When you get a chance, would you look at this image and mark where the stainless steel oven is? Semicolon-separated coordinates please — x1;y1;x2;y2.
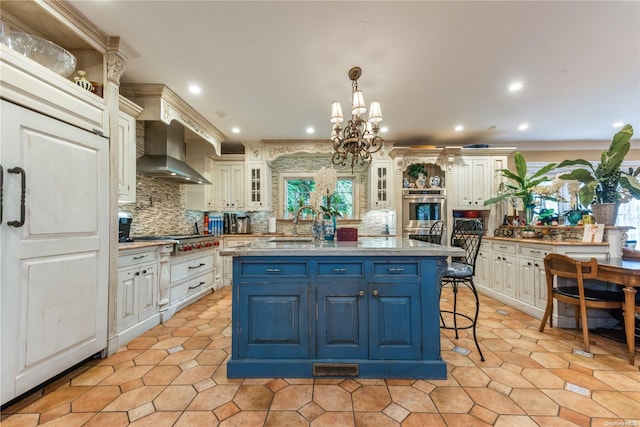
402;189;446;238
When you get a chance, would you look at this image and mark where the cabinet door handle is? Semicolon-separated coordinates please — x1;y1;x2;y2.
7;167;26;227
189;281;205;290
332;268;348;273
499;246;507;250
535;263;540;268
358;290;365;297
266;268;282;273
530;250;541;254
387;268;404;273
372;290;379;296
133;255;147;260
188;263;206;270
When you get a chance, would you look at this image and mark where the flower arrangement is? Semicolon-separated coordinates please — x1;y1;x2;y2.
309;166;339;215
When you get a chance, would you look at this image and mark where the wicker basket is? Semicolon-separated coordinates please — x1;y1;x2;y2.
591;203;619;226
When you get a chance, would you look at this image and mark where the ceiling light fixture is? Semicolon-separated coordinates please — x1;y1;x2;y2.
454;125;464;132
306;127;315;134
330;66;383;172
612;122;624;128
231;127;240;134
509;82;523;92
518;123;529;131
189;84;201;94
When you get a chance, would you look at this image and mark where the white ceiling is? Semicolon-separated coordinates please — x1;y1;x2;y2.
68;1;640;151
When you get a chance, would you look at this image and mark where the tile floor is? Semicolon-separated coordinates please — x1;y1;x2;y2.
2;286;640;427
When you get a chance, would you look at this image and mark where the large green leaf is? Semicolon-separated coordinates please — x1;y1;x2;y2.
578;181;599;207
514;152;527;179
531;162;558;179
559;169;596;184
604;124;632;174
620;174;640;199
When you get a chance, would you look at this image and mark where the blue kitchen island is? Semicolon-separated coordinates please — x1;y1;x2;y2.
221;237;464;379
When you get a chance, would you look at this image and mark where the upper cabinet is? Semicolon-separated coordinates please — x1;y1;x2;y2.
370;157;395;210
450;149;511;210
215;160;245;211
118;96;143;203
245;145;271;211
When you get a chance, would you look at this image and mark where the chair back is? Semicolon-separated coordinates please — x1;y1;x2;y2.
450;219;483;274
428;220;444;244
544;253;598;282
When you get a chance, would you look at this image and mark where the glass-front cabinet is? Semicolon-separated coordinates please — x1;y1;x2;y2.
370;159;395;210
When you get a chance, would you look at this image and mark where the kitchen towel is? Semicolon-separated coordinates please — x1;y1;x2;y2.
268;217;277;233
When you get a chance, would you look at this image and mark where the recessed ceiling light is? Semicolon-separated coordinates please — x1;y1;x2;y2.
188;84;201;94
380;126;388;133
231;127;240;134
454;125;464;132
612;122;625;128
509;82;524;92
306;127;315;134
518;123;529;131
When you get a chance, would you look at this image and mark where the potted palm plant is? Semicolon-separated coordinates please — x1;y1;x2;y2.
556;124;640;225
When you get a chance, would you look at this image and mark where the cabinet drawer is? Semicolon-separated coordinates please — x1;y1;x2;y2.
238;260;308;278
519;245;553;259
224;239;251;249
372;261;420;279
317;261;365;278
170;271;215;304
171;254;215;283
491;242;517;254
118;249;158;268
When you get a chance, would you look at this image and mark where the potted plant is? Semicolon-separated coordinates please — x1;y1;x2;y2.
556;124;640;225
484;152;558;223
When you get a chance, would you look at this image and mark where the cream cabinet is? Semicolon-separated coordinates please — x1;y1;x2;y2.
516;244;553;308
490;241;517;297
474;242;491;288
455;157;490;209
370;159;395;210
221;237;255;286
215;161;245;210
117;97;143;204
169;250;215;312
1;99;109;405
115;248;160;348
246;161;271;211
185;156;215;210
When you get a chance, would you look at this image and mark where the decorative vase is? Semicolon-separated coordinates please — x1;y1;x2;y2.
591;203;619;226
324;214;336;241
567;211;583;226
525;205;535;225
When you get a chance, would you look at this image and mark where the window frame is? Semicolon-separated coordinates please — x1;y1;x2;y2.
278;171;360;219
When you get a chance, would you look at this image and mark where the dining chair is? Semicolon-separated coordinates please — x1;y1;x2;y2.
440;218;485;361
428;220;444;244
538;253;624;353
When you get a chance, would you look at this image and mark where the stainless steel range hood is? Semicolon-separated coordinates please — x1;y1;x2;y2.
137;120;211;185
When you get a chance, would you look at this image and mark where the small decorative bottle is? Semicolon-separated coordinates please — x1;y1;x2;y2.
74;70;94;92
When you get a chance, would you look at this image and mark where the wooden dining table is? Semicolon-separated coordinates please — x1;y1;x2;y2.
595;258;640;365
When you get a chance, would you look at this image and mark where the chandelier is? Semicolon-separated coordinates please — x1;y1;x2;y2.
330;66;384;172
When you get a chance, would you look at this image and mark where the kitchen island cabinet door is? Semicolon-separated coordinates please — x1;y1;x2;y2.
1;100;109;405
317;282;368;359
235;282;310;359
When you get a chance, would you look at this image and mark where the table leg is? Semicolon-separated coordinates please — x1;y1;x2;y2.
623;286;637;365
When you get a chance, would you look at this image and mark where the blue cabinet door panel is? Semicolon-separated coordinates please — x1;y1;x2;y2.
317;283;367;358
369;283;421;359
238;283;309;358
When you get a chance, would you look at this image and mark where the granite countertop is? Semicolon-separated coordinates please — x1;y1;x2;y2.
220;236;465;257
118;240;177;251
484;236;609;246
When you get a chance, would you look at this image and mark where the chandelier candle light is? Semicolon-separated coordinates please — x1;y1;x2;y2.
330;66;384;172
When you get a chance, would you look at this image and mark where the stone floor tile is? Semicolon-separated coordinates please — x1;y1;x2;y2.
173;410;219;426
102;386;164;412
542;389;617;418
509;388;560;415
591;390;640;418
153;385;197;411
382;402;410;423
464;387;525;415
70;385;121;412
127;401;155;422
98;365;152;386
142;365;181;385
38;403;70;424
180;336;212;349
0;414;40;427
451;366;491;387
469;404;498;425
557;406;591;427
232;384;273;410
70;365;114;386
213;401;240;421
218;410;267;427
353;411;399;426
530;415;583;426
352;385;391;411
401;413;446;427
549;368;614;391
429;386;472;413
96;349;143;366
172;365;217;385
196;349;228;365
158;349;202;366
593;370;640;391
187;384;239;410
270;384;313;410
127;411;181;426
265;410;310;427
83;412;130;427
494;415;538;426
312;385;353;411
387;385;437;412
440;413;493;426
266;378;290;393
120;378;145;393
481;367;535;388
310;411;354;427
339;379;362;393
132;350;169;366
17;386;90;413
125;336;159;350
298;400;325;421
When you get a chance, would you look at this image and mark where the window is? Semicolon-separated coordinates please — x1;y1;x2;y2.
280;172;358;219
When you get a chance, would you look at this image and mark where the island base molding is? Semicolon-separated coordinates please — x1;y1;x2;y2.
227;359;446;379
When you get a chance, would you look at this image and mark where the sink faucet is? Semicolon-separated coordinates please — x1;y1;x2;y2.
293;205;321;238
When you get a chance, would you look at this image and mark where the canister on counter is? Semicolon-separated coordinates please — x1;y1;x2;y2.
582;214;594;224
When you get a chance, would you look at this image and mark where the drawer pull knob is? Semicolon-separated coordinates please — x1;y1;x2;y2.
266;268;282;273
188;263;206;270
332;268;348;273
358;290;365;297
387;268;404;273
372;290;379;296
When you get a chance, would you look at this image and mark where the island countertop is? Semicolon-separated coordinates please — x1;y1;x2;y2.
220;236;465;257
